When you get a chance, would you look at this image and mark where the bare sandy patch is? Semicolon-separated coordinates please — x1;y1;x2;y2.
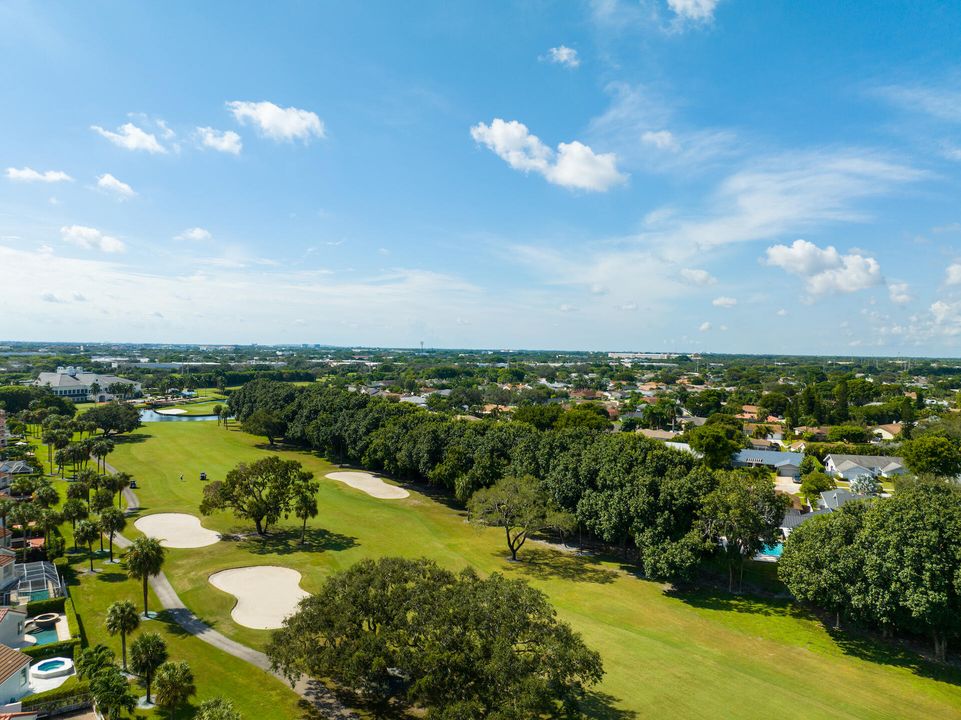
154;408;187;415
326;471;410;499
209;566;309;629
134;513;220;548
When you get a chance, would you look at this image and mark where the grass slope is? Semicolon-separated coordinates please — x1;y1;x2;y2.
108;422;961;720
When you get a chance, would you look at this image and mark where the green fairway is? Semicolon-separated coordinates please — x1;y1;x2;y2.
108;422;961;720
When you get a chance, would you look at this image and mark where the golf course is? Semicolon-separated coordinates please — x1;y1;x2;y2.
53;419;959;719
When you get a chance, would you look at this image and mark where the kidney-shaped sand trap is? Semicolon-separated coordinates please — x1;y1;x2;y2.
209;566;310;629
326;471;410;499
134;513;221;548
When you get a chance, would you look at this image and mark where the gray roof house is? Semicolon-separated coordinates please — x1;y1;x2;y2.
824;454;906;480
733;449;804;480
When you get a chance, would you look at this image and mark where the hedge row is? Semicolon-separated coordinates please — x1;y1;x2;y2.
22;638;80;661
26;596;66;617
20;678;90;710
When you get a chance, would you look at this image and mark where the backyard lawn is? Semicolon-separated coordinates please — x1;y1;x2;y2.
101;421;961;720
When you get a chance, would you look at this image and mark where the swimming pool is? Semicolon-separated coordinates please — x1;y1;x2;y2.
31;629;58;645
758;543;784;558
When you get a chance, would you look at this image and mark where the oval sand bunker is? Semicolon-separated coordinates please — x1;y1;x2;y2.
209;566;309;629
134;513;221;548
326;471;410;499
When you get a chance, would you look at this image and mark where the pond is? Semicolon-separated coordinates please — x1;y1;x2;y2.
139;409;219;422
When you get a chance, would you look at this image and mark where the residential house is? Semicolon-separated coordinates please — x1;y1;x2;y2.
34;367;141;402
819;488;862;511
732;449;804;481
871;423;903;441
0;644;30;705
637;428;680;441
0;610;26;650
823;454;906;481
0;464;33;493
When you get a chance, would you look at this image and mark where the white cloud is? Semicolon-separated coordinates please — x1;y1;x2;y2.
197;127;242;154
545;45;580;68
471;118;626;192
174;227;212;242
873;84;961;123
764;239;882;296
947;263;961;285
227;101;325;142
777;308;788;316
96;173;136;198
712;296;737;307
667;0;720;21
91;123;166;153
699;321;711;331
680;268;716;285
619;302;638;311
641;130;679;151
6;167;72;183
888;281;912;304
558;303;578;312
60;225;125;253
41;292;65;303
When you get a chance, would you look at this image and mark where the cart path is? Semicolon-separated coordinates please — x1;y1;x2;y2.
104;472;357;718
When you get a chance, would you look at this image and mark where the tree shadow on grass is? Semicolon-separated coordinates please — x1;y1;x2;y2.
94;569;128;583
498;547;618;585
829;627;961;685
579;690;638;719
665;586;816;621
234;527;359;556
112;432;152;445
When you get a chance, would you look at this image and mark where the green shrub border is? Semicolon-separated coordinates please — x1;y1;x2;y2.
20;678;90;710
25;596;66;617
21;638;80;661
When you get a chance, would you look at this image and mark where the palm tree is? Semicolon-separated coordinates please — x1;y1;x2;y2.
109;473;132;509
90;665;137;720
212;404;224;427
100;507;126;562
0;498;14;537
105;600;140;671
75;519;101;572
61;499;89;544
32;483;59;510
91;438;115;474
130;632;167;704
36;508;62;548
41;429;56;472
154;661;195;718
125;536;166;617
197;697;241;720
9;502;37;563
76;643;116;680
292;481;319;545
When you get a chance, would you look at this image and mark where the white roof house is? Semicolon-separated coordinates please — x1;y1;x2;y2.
824;454;906;481
34;367;141;402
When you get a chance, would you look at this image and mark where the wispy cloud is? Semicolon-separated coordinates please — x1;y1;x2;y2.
227;101;325;142
543;45;580;68
196;126;242;154
96;173;136;198
91;122;167;153
6;167;72;183
60;225;125;253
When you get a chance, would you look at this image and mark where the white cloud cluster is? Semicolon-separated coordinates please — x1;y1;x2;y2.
712;296;736;307
888;281;911;304
6;167;73;183
641;130;679;151
175;227;212;241
946;263;961;285
545;45;580;68
96;173;136;198
680;268;716;285
91;123;167;153
764;239;882;296
227;101;325;142
667;0;720;21
197;127;242;154
470;118;627;192
60;225;125;253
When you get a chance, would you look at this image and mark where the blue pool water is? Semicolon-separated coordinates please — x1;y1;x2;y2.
37;659;66;671
759;543;784;558
31;629;58;645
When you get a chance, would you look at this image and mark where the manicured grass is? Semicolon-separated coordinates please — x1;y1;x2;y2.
105;422;961;720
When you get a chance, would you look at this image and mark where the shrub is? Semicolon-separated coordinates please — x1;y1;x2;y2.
21;678;90;710
22;638;80;661
26;596;66;617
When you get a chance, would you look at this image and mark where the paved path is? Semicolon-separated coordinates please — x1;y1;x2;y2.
105;475;357;718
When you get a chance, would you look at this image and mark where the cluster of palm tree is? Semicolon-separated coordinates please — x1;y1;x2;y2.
61;470;133;568
0;477;64;562
79;621;202;718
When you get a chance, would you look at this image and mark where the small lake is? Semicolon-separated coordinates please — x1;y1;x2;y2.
139;409;220;422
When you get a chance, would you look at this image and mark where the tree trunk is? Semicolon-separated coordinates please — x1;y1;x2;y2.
934;631;947;663
143;577;149;616
88;543;94;572
301;517;307;545
109;535;114;562
835;610;840;630
255;518;264;535
121;634;127;671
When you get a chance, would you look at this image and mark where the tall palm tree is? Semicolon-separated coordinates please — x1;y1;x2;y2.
99;507;126;562
105;600;140;671
125;536;166;617
130;632;167;704
75;519;101;572
32;484;59;510
36;509;62;548
76;643;116;680
8;502;37;563
109;473;132;509
90;665;137;720
154;661;195;718
61;499;89;545
0;497;15;537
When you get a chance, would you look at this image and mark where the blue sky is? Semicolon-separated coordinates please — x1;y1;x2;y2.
2;1;961;354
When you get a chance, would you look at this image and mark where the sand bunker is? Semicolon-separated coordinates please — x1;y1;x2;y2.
134;513;221;548
326;471;410;499
209;566;309;629
154;408;187;415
